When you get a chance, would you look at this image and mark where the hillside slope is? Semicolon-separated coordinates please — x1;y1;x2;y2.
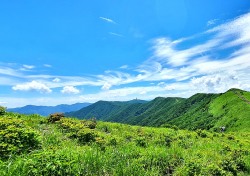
67;89;250;132
1;112;249;175
66;99;148;120
209;88;250;132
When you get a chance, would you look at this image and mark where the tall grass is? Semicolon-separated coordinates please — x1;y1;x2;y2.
0;113;249;175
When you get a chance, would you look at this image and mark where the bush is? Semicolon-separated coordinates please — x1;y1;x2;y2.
109;138;117;146
161;123;179;130
24;151;76;176
69;128;97;144
165;135;173;147
183;161;202;175
0;106;6;116
82;118;97;129
196;129;208;138
206;164;227;175
0;117;41;159
227;135;235;140
135;137;147;147
48;113;64;123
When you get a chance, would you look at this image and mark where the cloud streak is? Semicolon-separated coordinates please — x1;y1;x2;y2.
99;17;116;24
109;32;123;37
207;19;218;26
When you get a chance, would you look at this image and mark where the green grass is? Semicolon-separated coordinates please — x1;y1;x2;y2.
209;90;250;132
1;112;250;175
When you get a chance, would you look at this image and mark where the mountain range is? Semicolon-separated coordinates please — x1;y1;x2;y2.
8;103;91;116
66;88;250;132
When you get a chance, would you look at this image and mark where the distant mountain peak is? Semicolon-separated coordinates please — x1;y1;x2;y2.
8;103;91;116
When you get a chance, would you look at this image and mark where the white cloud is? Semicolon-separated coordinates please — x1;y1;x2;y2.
0;66;23;77
101;82;112;90
61;86;80;94
78;84;193;103
99;17;116;24
191;72;246;93
152;38;183;66
12;81;52;93
109;32;123;37
23;64;35;69
157;82;165;86
44;64;52;68
152;37;220;67
137;12;250;85
120;65;129;69
207;19;218;26
53;78;61;82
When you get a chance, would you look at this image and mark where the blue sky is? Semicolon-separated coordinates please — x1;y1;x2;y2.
1;0;250;108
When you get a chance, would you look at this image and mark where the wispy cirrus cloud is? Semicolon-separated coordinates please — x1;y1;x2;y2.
20;64;36;71
99;17;116;24
44;64;52;68
137;12;250;87
0;66;24;78
207;19;218;26
109;32;123;37
22;64;35;69
120;65;129;69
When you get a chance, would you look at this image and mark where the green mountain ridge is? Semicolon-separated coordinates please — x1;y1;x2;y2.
66;88;250;132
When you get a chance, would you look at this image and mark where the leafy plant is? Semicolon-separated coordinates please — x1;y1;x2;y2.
0;116;41;159
48;113;64;123
0;106;6;116
24;151;77;176
135;137;147;147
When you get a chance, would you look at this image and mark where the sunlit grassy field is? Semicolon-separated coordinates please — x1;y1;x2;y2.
0;112;250;175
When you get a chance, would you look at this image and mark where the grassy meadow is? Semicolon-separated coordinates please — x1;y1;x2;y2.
0;110;250;175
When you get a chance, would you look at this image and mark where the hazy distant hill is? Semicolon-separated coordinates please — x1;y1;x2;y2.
8;103;91;116
66;89;250;132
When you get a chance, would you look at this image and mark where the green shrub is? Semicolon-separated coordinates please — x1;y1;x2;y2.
0;117;41;159
135;137;147;147
165;135;173;147
183;161;202;175
227;135;235;140
82;118;97;129
24;151;76;176
196;129;208;138
48;113;64;123
161;123;179;130
58;118;79;132
109;138;117;146
206;164;227;175
95;136;106;151
69;128;97;144
0;106;6;116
